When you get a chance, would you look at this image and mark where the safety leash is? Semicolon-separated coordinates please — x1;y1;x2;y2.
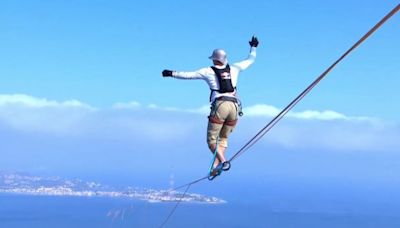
207;138;220;180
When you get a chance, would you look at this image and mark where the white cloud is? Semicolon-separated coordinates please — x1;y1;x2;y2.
242;104;375;122
111;102;370;122
0;94;95;134
112;101;141;109
0;95;200;141
151;104;210;115
244;104;281;117
288;110;347;120
0;94;397;152
187;105;210;115
113;101;210;115
0;94;94;110
261;119;400;152
99;103;399;152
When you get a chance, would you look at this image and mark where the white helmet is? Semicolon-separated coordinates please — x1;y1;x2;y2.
208;49;227;64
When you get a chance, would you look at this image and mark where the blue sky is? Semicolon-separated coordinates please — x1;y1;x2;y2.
0;1;400;191
0;0;399;119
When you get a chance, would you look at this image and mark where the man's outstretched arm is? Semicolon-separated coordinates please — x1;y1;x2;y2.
161;68;209;80
233;36;259;71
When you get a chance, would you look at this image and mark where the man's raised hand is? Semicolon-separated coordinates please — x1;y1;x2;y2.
249;36;259;47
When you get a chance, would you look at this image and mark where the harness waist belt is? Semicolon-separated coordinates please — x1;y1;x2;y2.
216;96;237;103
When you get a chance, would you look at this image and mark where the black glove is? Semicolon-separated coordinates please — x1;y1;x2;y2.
249;36;259;47
162;69;173;77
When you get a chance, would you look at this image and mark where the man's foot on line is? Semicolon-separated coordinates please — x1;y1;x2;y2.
212;161;231;174
208;162;231;180
214;162;224;171
209;167;221;177
208;168;222;180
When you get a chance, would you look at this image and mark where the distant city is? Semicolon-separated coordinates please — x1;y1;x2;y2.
0;171;225;204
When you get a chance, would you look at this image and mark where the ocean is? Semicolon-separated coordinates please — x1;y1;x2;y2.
1;192;400;228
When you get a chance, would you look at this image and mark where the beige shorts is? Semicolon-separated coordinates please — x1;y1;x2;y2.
207;100;238;148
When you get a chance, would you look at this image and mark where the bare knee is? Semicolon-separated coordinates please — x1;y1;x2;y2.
219;138;228;148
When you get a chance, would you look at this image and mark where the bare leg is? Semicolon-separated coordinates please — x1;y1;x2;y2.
210;144;226;168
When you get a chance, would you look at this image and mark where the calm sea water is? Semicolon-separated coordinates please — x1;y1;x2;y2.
1;193;400;228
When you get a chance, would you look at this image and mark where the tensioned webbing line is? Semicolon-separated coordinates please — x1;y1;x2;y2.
228;3;400;163
158;184;191;228
159;4;400;227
